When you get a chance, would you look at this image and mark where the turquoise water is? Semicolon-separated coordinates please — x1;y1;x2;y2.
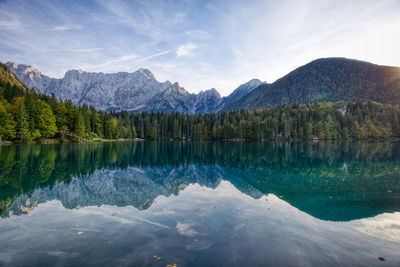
0;141;399;266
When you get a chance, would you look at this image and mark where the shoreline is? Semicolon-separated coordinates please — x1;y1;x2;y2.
1;137;399;145
0;138;145;145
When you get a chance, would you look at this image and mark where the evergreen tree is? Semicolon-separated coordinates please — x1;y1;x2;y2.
0;101;16;140
11;97;31;141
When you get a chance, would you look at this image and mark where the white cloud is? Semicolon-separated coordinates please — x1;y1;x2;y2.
51;24;83;31
176;43;199;58
176;222;199;237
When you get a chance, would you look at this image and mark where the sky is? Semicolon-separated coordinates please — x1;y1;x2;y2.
0;0;400;96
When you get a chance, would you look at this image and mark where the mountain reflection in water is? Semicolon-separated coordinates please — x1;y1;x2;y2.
1;141;400;266
1;141;399;221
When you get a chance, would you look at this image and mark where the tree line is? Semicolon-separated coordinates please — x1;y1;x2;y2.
130;101;400;140
1;69;400;142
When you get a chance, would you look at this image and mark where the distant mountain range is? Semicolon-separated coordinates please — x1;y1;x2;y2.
7;57;400;113
6;62;263;114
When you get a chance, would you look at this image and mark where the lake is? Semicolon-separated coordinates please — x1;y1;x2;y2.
0;141;399;266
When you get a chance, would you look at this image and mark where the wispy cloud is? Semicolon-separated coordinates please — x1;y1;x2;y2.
80;54;137;70
176;43;199;58
136;50;172;63
51;24;83;31
72;48;103;53
184;30;212;40
79;50;171;72
96;0;187;40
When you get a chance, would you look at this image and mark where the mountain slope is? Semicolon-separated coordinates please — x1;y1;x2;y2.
219;79;264;107
142;80;263;114
0;63;29;91
139;84;223;114
225;58;400;111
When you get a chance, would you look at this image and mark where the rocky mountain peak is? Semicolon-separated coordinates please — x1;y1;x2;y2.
64;69;87;76
199;88;221;99
6;61;19;70
7;62;41;76
167;82;188;95
6;62;55;94
247;78;264;86
234;79;264;94
137;68;156;80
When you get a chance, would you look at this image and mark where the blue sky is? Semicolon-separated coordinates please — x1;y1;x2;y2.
1;0;400;96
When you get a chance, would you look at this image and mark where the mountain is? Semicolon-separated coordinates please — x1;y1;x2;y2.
224;58;400;111
218;79;264;108
7;62;173;111
138;83;223;114
141;79;264;114
6;62;261;114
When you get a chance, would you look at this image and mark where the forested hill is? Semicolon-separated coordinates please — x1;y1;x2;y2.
1;61;400;142
0;63;29;95
224;58;400;111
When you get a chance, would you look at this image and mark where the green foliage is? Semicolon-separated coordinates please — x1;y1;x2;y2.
11;97;31;142
36;100;57;138
121;102;400;141
0;101;16;140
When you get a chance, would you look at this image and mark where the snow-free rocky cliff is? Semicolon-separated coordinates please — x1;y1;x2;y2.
7;62;264;114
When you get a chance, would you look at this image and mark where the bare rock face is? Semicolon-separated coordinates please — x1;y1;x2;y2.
7;62;262;114
141;84;224;114
6;62;58;94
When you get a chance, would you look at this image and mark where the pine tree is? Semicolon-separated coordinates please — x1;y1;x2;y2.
11;97;31;141
0;101;16;140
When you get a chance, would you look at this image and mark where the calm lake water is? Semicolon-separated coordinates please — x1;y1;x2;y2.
0;141;400;266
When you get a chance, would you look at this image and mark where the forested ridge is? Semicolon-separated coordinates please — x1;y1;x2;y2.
224;58;400;111
1;62;400;142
